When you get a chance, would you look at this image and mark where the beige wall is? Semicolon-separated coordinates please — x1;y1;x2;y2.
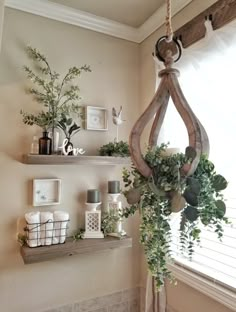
140;1;234;312
0;1;234;312
166;281;233;312
0;8;141;312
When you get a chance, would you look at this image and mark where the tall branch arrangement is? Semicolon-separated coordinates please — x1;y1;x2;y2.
122;144;228;290
21;46;91;131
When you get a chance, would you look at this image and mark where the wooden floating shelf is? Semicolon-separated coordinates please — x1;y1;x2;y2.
23;154;131;165
20;236;132;264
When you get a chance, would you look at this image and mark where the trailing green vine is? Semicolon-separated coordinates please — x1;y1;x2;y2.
122;143;228;290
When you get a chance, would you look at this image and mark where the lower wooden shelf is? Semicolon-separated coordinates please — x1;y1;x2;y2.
20;236;132;264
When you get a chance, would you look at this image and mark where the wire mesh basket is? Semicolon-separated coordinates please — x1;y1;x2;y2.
24;219;70;248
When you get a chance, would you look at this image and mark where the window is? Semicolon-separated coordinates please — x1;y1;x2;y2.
156;19;236;304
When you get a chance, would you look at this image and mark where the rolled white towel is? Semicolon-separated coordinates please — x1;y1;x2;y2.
40;211;54;246
25;211;41;247
53;211;69;244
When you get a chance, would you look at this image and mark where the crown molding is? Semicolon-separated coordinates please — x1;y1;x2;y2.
5;0;193;43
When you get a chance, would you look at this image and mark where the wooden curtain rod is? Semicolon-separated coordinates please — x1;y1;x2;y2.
173;0;236;49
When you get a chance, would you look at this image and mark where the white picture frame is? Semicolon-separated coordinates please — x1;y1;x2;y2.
33;179;61;207
85;106;108;131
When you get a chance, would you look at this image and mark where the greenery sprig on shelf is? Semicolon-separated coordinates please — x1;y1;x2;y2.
99;141;130;157
21;46;91;131
122;143;228;290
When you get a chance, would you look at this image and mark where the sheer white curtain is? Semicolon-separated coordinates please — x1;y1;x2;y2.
157;20;236;290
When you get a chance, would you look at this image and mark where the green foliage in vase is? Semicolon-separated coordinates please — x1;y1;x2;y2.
122;143;229;291
57;113;81;140
20;46;91;131
99;141;130;157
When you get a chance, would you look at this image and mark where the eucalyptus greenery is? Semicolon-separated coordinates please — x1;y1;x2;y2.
20;46;91;131
17;233;27;246
101;210;121;236
99;141;130;157
122;143;228;290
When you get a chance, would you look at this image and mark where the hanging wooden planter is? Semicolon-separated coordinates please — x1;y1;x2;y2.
129;36;210;178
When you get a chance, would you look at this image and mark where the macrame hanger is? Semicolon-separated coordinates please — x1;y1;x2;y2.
129;0;210;178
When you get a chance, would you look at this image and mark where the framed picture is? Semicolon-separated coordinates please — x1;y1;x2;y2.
33;179;61;206
85;106;108;131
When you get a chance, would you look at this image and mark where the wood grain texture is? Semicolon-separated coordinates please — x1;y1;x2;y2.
20;236;132;264
175;17;206;49
23;155;131;165
211;0;236;30
149;92;169;147
129;77;169;177
129;59;209;177
174;0;236;49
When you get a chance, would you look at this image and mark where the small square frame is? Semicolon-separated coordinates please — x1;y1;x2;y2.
85;106;108;131
33;179;61;207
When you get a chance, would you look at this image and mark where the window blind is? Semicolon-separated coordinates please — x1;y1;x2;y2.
170;198;236;290
155;19;236;291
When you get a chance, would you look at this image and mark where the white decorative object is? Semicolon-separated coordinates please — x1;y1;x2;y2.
84;202;104;239
85;106;108;131
60;139;86;156
112;106;125;142
33;179;61;206
30;135;39;154
25;211;41;247
107;193;126;237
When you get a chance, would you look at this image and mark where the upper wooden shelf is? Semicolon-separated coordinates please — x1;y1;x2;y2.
23;154;131;165
20;236;132;264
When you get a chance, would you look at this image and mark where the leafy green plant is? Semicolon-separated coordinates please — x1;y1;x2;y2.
101;211;120;236
17;233;27;246
21;46;91;131
122;143;228;290
73;229;85;240
99;141;130;157
57;114;81;140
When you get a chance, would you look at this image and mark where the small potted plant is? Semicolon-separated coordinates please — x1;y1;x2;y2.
57;114;81;155
99;141;130;157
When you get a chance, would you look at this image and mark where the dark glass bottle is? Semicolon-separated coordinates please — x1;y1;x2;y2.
39;131;52;155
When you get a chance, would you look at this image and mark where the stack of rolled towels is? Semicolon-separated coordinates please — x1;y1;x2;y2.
24;211;69;247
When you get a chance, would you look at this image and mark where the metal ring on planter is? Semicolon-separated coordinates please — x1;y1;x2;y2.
155;35;182;63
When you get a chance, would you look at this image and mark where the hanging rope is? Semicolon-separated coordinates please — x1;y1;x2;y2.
165;0;173;42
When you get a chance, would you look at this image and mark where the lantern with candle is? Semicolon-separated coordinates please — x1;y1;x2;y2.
84;189;104;239
102;181;126;237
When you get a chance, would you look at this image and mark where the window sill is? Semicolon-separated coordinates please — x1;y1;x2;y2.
168;262;236;311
